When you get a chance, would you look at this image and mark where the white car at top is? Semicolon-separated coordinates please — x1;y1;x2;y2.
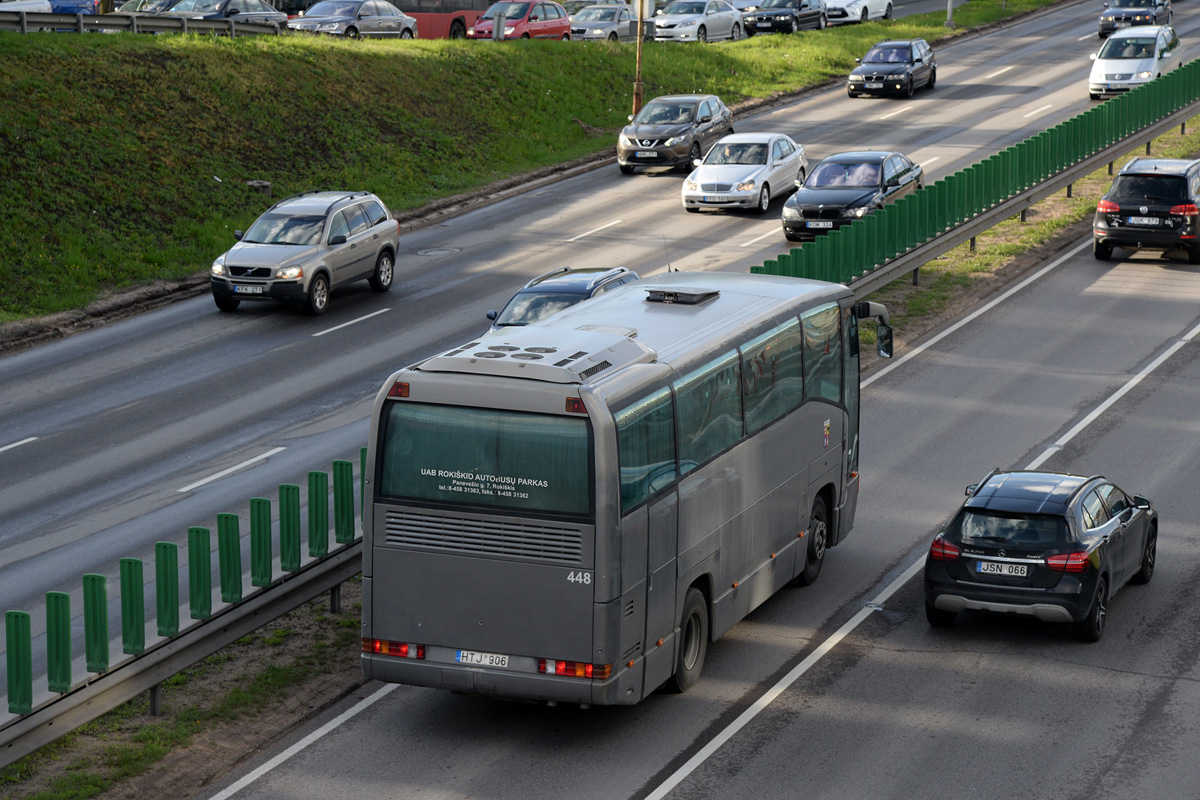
1088;24;1181;99
653;0;743;41
0;0;52;10
825;0;891;24
682;132;808;214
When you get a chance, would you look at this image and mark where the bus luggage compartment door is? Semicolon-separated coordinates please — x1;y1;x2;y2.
643;493;679;692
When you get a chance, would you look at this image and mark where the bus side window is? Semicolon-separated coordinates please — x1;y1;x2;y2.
616;388;677;513
740;318;803;433
801;303;842;403
673;351;743;476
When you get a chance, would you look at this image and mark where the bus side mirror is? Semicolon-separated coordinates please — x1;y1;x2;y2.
876;324;893;358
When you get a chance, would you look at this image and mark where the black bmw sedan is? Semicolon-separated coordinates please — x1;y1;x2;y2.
742;0;825;34
924;470;1157;642
847;38;936;98
780;150;922;241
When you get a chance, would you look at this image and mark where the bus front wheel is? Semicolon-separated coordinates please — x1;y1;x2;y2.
795;496;828;586
667;587;708;693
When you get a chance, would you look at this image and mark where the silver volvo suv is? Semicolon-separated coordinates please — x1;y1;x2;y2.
210;191;401;315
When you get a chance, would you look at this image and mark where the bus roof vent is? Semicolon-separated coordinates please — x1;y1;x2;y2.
419;329;657;384
644;288;719;305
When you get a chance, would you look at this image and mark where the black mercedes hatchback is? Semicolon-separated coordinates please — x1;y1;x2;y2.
1092;156;1200;263
924;470;1157;642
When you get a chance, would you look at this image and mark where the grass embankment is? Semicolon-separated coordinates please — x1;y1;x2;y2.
0;0;1060;322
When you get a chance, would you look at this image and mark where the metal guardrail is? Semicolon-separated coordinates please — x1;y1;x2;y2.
0;10;283;34
752;58;1200;295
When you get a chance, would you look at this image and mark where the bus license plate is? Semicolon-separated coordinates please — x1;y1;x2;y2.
635;151;658;158
234;285;264;294
1127;216;1160;226
977;561;1028;577
703;195;729;203
456;649;509;668
807;220;833;229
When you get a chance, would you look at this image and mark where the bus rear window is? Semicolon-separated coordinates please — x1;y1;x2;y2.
377;402;592;517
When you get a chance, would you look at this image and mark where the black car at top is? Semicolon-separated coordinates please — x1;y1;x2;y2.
742;0;825;34
1092;156;1200;264
485;266;639;330
780;150;923;241
847;38;936;98
617;94;734;174
1097;0;1170;38
157;0;287;24
924;470;1157;642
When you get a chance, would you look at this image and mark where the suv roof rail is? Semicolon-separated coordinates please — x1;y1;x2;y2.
269;189;328;211
322;191;371;216
523;266;573;288
584;267;631;291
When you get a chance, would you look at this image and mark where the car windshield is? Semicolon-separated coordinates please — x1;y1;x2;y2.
481;1;529;18
304;0;360;15
705;142;768;166
634;101;697;125
241;213;326;246
1109;0;1153;7
1109;174;1187;203
761;0;798;7
495;292;583;326
575;6;616;18
862;45;912;63
1097;36;1155;59
808;161;882;188
168;0;221;11
661;1;704;13
948;509;1071;547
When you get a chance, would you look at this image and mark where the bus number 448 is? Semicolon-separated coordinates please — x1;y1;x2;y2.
568;571;592;585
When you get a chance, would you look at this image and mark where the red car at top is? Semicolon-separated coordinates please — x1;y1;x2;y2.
466;0;571;38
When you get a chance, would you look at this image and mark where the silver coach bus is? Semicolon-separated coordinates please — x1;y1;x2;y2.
361;272;893;706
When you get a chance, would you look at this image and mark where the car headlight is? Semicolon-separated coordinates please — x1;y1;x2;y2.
504;25;515;34
664;135;685;146
679;19;698;27
849;74;864;82
210;256;226;277
684;178;698;191
620;134;636;147
276;265;304;280
782;206;800;220
589;27;605;34
1101;14;1112;20
845;206;871;218
1135;70;1153;79
318;22;339;30
736;180;756;192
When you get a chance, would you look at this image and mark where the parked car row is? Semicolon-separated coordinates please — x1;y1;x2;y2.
108;0;419;36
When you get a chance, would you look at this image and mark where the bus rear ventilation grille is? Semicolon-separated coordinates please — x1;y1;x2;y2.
578;360;612;380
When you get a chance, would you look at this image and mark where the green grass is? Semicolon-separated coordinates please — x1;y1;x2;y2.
0;0;1061;322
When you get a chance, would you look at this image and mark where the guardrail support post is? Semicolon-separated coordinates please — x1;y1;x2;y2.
1146;141;1152;155
970;236;976;252
309;470;329;558
6;610;33;715
281;483;301;572
120;557;145;656
83;574;109;674
334;460;355;545
1020;209;1027;223
1066;183;1072;199
912;267;919;286
218;512;243;605
330;583;341;614
156;542;180;637
251;497;273;588
46;591;71;694
150;683;163;716
188;526;212;620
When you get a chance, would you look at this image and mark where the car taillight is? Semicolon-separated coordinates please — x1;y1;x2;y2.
1045;550;1091;573
538;659;612;680
1097;200;1120;213
928;536;961;561
1170;203;1199;216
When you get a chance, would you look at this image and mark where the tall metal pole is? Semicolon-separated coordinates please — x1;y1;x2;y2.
633;0;646;116
945;0;954;27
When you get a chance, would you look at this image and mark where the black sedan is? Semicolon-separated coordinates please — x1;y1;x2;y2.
847;38;936;98
742;0;825;34
780;150;922;241
156;0;287;24
924;470;1157;642
1098;0;1170;38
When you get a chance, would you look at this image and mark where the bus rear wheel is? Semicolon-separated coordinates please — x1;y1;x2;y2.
795;496;828;586
667;587;708;693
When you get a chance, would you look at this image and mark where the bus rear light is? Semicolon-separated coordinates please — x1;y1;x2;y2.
388;381;410;398
538;659;611;680
565;398;587;414
1046;550;1091;573
1097;200;1120;213
928;536;961;561
362;638;424;659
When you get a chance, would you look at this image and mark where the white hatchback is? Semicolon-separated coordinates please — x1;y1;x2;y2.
682;132;807;213
825;0;890;25
1088;24;1180;99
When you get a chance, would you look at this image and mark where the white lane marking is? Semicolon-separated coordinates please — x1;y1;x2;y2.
312;308;390;337
986;65;1015;79
879;107;908;121
865;238;1091;388
644;557;926;800
0;437;38;454
1025;318;1200;470
177;447;287;494
1077;33;1094;41
206;683;399;800
920;156;941;168
1024;104;1055;118
741;229;781;248
565;219;623;242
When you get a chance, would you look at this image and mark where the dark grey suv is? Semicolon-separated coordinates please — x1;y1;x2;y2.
924;470;1157;642
210;191;400;315
617;94;734;174
1092;157;1200;263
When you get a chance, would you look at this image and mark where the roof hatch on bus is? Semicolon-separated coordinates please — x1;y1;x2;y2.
644;288;720;305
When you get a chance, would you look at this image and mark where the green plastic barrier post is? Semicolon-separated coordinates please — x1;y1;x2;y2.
334;460;355;544
217;512;243;605
251;497;273;588
156;542;179;637
188;526;212;620
83;573;109;674
280;483;301;572
46;591;71;694
309;471;329;558
120;557;145;655
6;610;33;714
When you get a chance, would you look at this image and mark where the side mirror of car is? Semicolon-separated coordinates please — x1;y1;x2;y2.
486;310;499;320
1134;495;1152;509
530;14;539;20
329;234;347;246
628;114;634;121
876;324;894;358
855;56;862;63
965;483;978;496
886;176;900;187
226;7;239;14
693;158;702;167
233;230;244;241
1090;52;1098;60
698;114;712;123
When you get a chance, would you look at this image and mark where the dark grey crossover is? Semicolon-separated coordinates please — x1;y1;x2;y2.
1097;0;1170;38
847;38;936;97
1092;156;1200;263
617;94;734;173
781;150;922;241
924;470;1158;642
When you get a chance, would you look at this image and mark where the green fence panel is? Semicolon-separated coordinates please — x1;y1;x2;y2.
334;460;355;545
119;557;145;656
83;574;108;674
280;483;301;572
6;610;33;714
156;542;179;637
188;526;212;620
309;470;329;558
46;591;71;694
217;512;242;605
251;497;272;588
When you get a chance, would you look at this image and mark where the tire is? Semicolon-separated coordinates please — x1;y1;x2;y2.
925;601;956;628
731;22;740;39
306;274;331;316
927;67;936;89
561;32;570;40
755;184;771;214
796;167;805;188
697;24;706;42
608;31;618;41
904;75;914;98
790;17;798;33
1090;92;1101;100
619;164;635;174
785;233;802;242
1130;526;1157;585
369;251;394;292
1094;239;1113;260
667;587;709;693
795;495;828;586
214;294;240;312
685;206;699;213
400;28;413;39
848;86;859;98
1073;576;1108;642
818;13;826;29
521;32;530;38
1190;245;1200;265
859;6;867;22
448;19;466;38
345;26;359;38
682;141;701;171
884;1;893;19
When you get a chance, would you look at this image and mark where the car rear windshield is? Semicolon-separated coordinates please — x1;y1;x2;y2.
242;213;326;246
495;292;583;326
1097;36;1155;59
1108;174;1188;204
377;402;592;517
808;161;881;188
948;509;1071;546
